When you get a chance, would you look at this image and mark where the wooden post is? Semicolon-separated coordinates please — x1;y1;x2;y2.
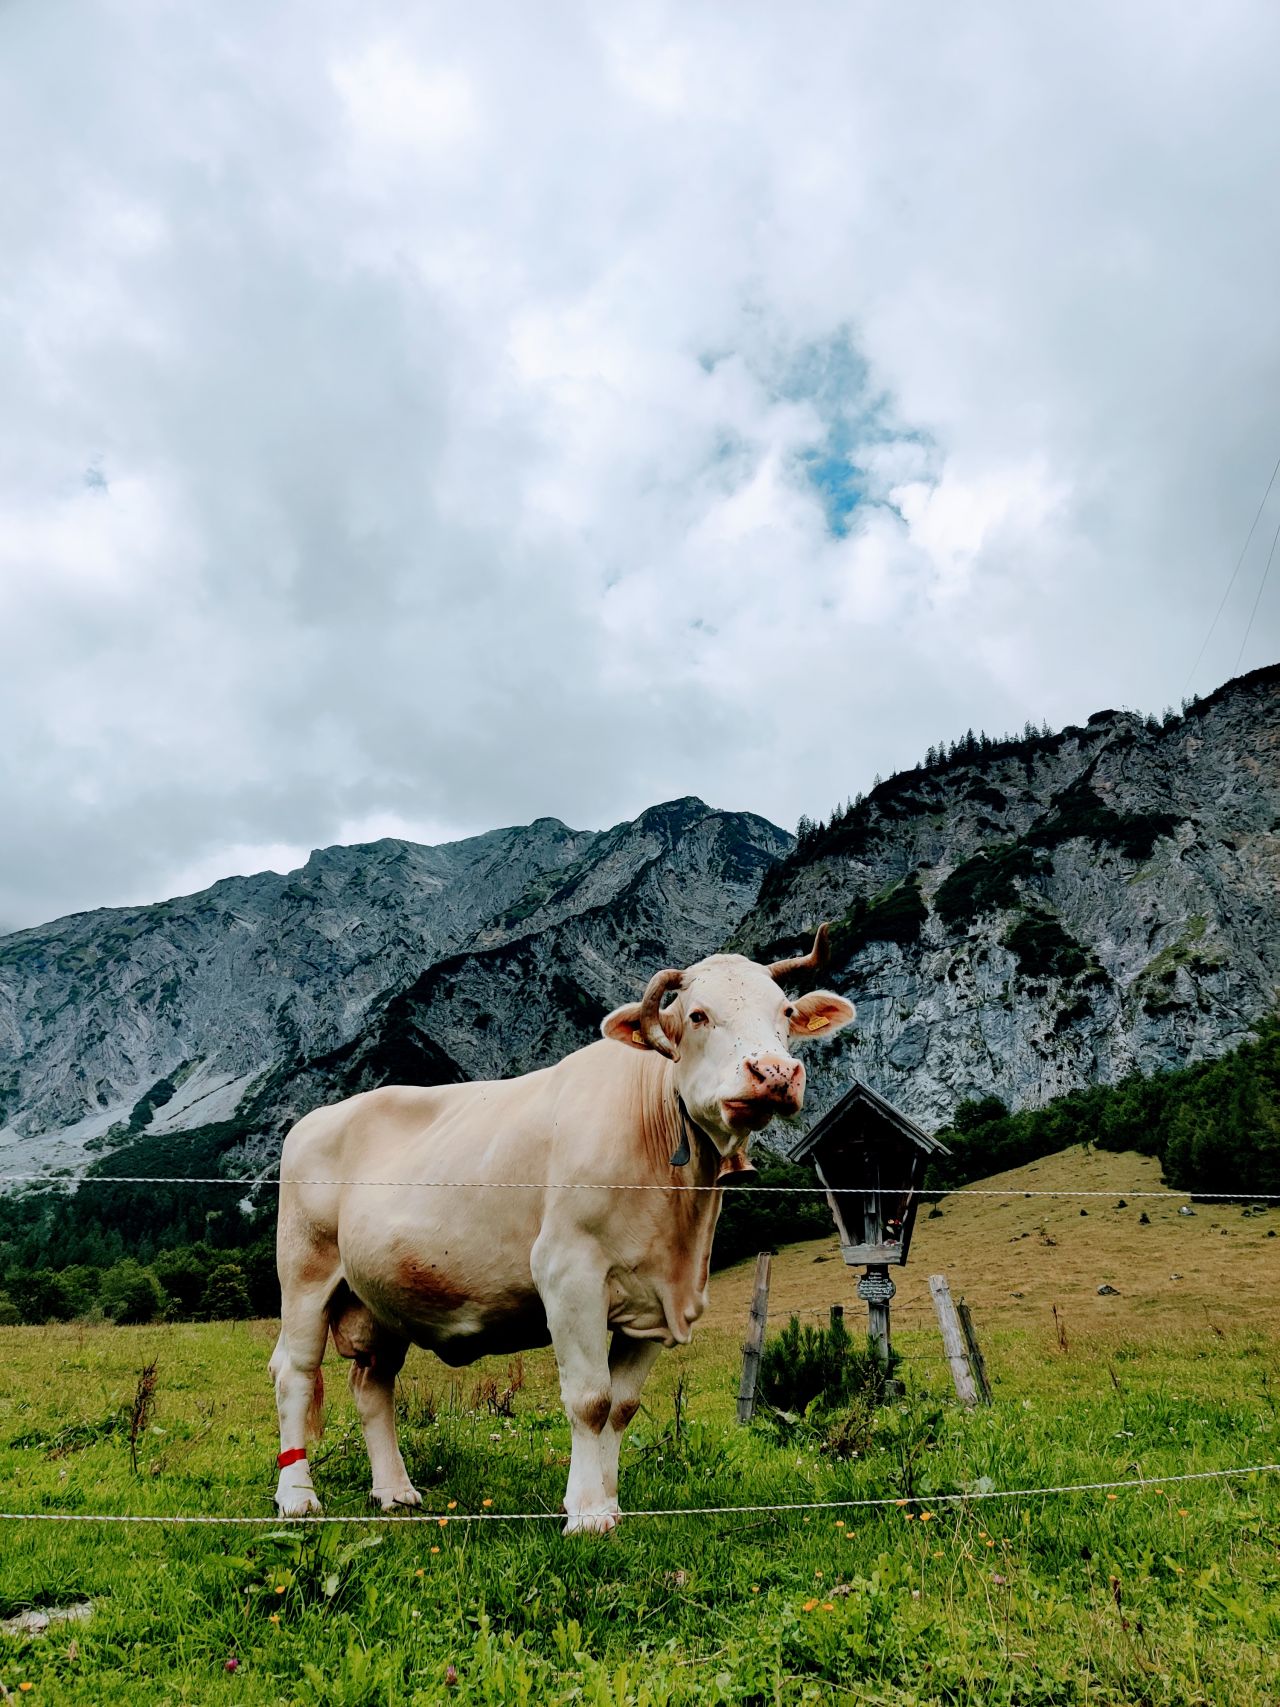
956;1300;992;1405
736;1252;772;1424
858;1159;895;1363
829;1304;844;1333
929;1273;979;1406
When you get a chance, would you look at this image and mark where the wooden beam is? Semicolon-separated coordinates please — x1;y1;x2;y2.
840;1241;905;1267
928;1273;979;1406
735;1252;772;1425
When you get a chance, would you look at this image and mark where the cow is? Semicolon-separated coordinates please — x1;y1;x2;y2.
269;924;854;1533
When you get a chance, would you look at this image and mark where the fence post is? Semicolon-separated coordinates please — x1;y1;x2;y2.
736;1252;772;1424
956;1299;992;1405
928;1273;979;1406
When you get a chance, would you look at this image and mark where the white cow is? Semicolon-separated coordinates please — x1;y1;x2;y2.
270;925;853;1532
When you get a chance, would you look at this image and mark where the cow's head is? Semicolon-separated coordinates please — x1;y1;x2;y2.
601;925;855;1157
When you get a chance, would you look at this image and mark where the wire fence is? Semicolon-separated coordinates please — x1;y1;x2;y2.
0;1463;1276;1526
1;1171;1277;1198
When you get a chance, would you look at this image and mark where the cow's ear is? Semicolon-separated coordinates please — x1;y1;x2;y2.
788;989;856;1038
601;1003;654;1050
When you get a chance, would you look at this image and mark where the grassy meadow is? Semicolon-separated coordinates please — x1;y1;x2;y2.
0;1145;1277;1705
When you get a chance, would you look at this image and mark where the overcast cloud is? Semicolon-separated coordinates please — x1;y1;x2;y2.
3;0;1279;930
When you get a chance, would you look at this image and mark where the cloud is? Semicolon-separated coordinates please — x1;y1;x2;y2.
2;0;1278;928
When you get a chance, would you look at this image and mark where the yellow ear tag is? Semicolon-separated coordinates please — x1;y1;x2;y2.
632;1028;643;1044
807;1015;830;1031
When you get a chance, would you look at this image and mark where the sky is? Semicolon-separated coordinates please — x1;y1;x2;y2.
3;0;1279;932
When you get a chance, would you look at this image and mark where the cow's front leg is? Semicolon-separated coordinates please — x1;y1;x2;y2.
599;1332;660;1516
533;1244;615;1535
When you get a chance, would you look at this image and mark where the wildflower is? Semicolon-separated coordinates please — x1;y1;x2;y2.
750;1586;760;1594
1178;1508;1189;1517
894;1499;909;1507
821;1602;835;1612
1106;1494;1118;1503
801;1598;819;1612
835;1520;845;1528
415;1568;425;1578
430;1546;440;1555
438;1517;448;1528
444;1663;459;1687
275;1585;286;1595
268;1614;280;1625
910;1589;921;1600
904;1513;915;1521
223;1658;239;1673
985;1540;995;1549
482;1498;493;1508
814;1570;823;1581
992;1573;1008;1586
447;1500;458;1511
919;1512;934;1522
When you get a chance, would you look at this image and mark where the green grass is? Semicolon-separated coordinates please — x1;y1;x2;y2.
0;1154;1278;1704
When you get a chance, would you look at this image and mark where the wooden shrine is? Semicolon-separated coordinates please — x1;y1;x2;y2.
789;1079;949;1362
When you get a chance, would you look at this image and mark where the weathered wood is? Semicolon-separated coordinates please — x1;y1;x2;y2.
956;1300;992;1405
840;1241;905;1267
929;1273;979;1406
813;1159;854;1247
735;1251;772;1424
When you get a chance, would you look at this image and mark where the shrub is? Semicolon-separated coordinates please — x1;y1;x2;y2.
199;1263;252;1320
100;1259;165;1325
758;1314;899;1418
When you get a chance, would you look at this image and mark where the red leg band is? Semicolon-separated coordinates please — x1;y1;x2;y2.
277;1447;307;1469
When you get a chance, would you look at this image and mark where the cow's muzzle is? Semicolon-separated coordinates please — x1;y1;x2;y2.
721;1056;805;1129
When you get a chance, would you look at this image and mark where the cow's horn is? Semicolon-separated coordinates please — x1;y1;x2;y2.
767;923;831;983
637;967;684;1060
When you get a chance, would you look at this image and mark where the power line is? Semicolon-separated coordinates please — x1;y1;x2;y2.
1183;447;1280;698
1233;508;1280;675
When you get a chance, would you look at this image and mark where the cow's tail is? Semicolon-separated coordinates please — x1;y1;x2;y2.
306;1368;326;1443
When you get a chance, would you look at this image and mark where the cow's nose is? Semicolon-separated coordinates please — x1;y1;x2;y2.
744;1055;804;1097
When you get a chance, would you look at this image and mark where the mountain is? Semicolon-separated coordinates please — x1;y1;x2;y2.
0;799;791;1176
730;664;1280;1128
2;665;1277;1185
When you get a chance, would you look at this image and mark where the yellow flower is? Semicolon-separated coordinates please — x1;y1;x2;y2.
482;1498;493;1508
903;1513;915;1521
1106;1494;1118;1502
1178;1508;1189;1517
985;1540;995;1549
447;1500;458;1510
919;1512;934;1522
834;1520;844;1528
268;1613;280;1625
801;1598;819;1612
275;1585;286;1595
438;1517;449;1528
430;1546;440;1554
750;1585;760;1594
894;1499;909;1507
821;1602;835;1612
415;1568;425;1578
814;1570;823;1580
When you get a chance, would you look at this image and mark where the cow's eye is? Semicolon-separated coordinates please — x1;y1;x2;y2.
688;1009;709;1026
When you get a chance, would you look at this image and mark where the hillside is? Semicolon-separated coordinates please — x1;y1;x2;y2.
732;663;1280;1127
702;1143;1280;1350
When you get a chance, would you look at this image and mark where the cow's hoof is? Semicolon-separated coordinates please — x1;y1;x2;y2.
275;1488;323;1518
563;1507;620;1536
373;1483;422;1511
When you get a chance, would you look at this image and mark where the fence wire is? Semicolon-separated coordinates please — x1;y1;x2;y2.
0;1462;1275;1527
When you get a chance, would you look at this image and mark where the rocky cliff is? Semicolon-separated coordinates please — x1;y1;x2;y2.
0;799;790;1174
731;664;1280;1128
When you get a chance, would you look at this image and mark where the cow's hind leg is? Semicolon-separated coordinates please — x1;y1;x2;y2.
331;1285;421;1510
270;1244;340;1516
599;1334;660;1520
